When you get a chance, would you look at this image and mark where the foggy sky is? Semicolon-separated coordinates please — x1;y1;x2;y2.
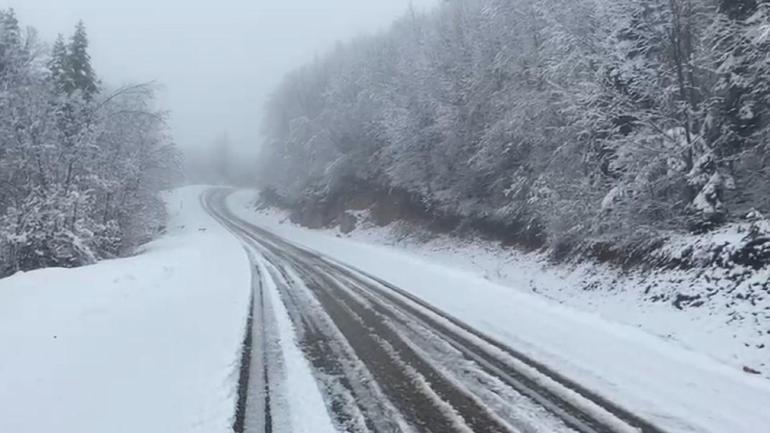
2;0;438;155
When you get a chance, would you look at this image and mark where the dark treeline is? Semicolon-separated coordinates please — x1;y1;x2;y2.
259;0;770;259
0;10;179;276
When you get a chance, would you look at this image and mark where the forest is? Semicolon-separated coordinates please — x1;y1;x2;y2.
258;0;770;263
0;10;179;276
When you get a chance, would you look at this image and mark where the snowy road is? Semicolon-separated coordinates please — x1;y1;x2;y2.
203;189;669;433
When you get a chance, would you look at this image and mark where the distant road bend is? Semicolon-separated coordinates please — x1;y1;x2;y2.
202;188;668;433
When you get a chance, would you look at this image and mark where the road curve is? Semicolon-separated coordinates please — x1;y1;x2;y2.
202;188;669;433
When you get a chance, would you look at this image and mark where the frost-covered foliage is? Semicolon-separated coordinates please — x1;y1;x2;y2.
258;0;770;259
0;11;180;276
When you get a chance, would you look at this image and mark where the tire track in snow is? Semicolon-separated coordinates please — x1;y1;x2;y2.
201;194;274;433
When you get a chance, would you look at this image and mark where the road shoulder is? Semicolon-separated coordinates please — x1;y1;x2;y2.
0;186;252;433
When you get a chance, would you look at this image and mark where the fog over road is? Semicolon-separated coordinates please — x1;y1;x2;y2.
202;189;668;433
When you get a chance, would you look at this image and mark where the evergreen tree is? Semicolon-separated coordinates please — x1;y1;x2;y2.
713;0;764;153
0;9;22;75
48;34;70;94
0;8;20;49
709;0;770;214
66;21;99;99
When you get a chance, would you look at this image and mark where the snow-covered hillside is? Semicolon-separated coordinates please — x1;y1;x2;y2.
0;187;250;433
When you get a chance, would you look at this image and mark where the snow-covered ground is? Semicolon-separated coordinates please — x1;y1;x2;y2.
228;190;770;433
0;186;251;433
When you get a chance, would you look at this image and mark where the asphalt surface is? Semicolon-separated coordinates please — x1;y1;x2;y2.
203;189;668;433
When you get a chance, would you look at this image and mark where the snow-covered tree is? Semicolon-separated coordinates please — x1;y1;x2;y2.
257;0;770;256
0;12;179;276
48;34;69;94
65;21;99;99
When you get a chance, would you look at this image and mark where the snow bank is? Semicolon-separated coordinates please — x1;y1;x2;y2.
228;190;770;433
0;186;251;433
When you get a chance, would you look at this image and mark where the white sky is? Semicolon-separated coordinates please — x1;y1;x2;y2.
2;0;438;154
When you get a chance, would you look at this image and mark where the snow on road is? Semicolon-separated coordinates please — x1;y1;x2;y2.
253;256;339;433
227;190;770;433
0;186;251;433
